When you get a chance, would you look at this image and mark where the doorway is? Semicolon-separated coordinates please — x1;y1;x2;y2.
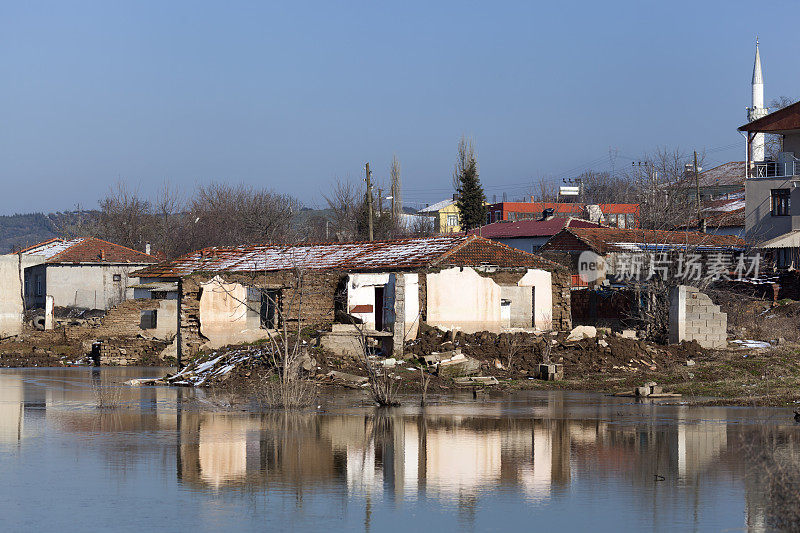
374;286;385;331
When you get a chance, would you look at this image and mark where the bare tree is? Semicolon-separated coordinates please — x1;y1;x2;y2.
189;182;300;249
765;96;798;160
390;155;402;220
323;179;361;242
95;181;152;250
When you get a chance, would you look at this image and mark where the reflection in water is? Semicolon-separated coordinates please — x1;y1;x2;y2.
1;368;799;531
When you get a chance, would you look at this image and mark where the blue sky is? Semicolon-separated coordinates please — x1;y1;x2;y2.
1;0;798;214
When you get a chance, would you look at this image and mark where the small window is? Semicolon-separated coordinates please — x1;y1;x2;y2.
618;214;626;229
140;309;157;329
607;214;617;227
446;214;459;227
771;189;791;216
626;214;635;228
35;275;42;297
112;274;122;282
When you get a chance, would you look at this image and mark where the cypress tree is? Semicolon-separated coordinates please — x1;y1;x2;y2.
454;138;487;232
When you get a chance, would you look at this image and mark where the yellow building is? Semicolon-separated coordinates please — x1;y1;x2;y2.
419;198;490;233
419;199;463;233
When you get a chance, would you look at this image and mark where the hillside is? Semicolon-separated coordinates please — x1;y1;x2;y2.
0;211;98;253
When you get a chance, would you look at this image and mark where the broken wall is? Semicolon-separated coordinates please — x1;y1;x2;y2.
198;276;270;350
669;285;727;349
178;271;341;357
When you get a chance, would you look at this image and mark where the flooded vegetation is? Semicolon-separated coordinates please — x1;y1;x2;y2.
0;367;799;531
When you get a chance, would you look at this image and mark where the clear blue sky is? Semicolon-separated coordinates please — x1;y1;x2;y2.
1;0;798;214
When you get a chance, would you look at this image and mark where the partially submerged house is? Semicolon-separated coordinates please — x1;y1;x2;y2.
130;235;572;360
14;237;159;311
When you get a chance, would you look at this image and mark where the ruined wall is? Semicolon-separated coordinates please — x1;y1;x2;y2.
426;267;502;333
179;271;341;357
669;285;727;349
417;266;571;332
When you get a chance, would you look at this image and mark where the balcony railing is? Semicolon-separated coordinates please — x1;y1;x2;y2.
752;161;800;178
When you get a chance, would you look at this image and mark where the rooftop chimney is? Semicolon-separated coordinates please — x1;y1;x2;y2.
100;249;105;261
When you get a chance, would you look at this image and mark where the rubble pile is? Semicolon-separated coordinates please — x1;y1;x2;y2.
405;324;700;379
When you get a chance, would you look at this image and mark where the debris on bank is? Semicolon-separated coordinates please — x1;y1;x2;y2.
164;345;275;386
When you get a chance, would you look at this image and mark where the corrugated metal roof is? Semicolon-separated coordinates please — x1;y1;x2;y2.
418;199;455;213
19;238;86;259
133;235;564;278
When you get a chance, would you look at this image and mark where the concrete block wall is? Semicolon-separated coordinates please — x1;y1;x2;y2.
669;285;727;349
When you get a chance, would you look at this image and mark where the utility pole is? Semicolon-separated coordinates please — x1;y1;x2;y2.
365;162;374;241
694;150;701;225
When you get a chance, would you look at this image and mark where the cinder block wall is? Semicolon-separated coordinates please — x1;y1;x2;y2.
669;285;727;349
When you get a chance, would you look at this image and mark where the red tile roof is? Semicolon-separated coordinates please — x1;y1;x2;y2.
17;237;158;264
540;228;745;254
467;217;603;238
489;202;641;215
133;235;565;278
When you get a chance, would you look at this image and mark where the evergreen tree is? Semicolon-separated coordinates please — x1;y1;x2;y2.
453;137;486;232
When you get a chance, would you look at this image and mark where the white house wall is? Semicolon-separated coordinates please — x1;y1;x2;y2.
31;264;146;310
517;269;553;330
426;267;502;333
198;276;269;349
426;267;553;333
0;255;41;337
346;273;391;328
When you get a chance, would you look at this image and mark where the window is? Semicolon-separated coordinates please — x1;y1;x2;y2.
626;214;635;228
606;214;617;227
772;189;791;216
618;214;626;229
24;280;29;296
112;274;122;282
140;309;157;329
446;214;459;227
35;275;42;297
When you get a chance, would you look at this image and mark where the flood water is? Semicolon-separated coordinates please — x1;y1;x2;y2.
0;368;798;532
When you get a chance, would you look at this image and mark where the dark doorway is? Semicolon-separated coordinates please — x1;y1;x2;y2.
374;286;384;331
261;289;281;329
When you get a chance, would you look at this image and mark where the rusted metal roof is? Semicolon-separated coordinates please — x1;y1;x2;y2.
16;237;159;264
133;235;564;278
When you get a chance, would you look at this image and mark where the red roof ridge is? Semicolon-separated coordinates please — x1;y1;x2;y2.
46;236;158;263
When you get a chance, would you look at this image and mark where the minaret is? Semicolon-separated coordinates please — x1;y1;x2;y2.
747;38;768;161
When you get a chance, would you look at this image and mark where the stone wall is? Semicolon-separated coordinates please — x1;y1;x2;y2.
178;271;342;357
669;285;727;349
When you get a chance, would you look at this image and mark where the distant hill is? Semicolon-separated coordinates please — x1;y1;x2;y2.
0;211;98;253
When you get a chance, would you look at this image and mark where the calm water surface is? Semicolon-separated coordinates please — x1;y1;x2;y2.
0;367;796;532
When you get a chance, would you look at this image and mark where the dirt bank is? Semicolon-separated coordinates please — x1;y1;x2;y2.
166;321;800;407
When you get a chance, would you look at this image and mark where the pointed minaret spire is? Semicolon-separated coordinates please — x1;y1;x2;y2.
748;37;767;161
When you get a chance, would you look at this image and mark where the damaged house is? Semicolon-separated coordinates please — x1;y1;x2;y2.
14;237;159;311
130;235;572;360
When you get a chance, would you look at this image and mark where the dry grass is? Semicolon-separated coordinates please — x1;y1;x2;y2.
253;370;316;410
